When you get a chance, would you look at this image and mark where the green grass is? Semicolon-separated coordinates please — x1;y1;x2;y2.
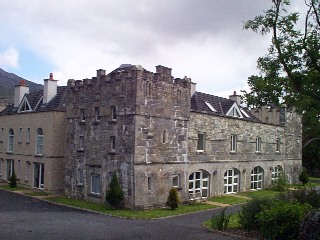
203;214;240;230
45;196;217;219
25;191;49;196
239;189;280;199
207;195;248;205
0;185;27;191
289;182;320;189
309;177;320;181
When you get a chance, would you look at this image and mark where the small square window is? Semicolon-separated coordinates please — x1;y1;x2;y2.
80;109;85;122
111;106;116;121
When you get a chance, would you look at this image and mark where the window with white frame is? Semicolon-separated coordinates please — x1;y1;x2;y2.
251;166;264;190
224;168;240;194
111;106;116;121
197;133;205;152
110;136;116;151
189;170;209;199
230;134;237;152
18;128;22;143
26;128;31;143
8;128;14;152
91;174;101;194
95;107;100;121
272;165;283;183
36;128;43;155
172;175;179;188
255;137;261;152
276;138;281;152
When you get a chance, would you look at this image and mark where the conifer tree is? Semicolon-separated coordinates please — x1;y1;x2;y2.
106;172;124;209
166;187;180;210
9;171;17;188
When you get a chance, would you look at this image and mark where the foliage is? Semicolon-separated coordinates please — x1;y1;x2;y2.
9;171;17;188
207;195;247;205
238;197;273;232
299;168;309;185
166;187;180;210
257;201;312;240
210;207;231;230
242;0;320;172
106;172;124;209
271;173;288;192
277;188;320;209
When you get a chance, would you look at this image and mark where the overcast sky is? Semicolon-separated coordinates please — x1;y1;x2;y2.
0;1;305;97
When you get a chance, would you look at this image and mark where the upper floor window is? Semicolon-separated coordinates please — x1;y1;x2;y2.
95;107;100;121
36;128;44;155
177;89;182;103
80;109;85;122
91;174;101;195
172;175;180;188
0;128;4;142
231;134;237;152
162;129;168;143
8;128;14;152
276;138;281;152
197;133;205;152
255;137;261;152
110;136;116;152
18;128;22;143
79;136;84;150
26;128;31;143
147;82;152;97
111;106;116;121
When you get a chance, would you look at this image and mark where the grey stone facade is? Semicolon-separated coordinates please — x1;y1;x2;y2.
65;64;302;209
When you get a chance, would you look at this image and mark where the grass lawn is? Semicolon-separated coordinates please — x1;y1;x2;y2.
207;195;248;205
239;189;280;199
203;213;240;229
45;196;217;219
25;191;50;196
0;185;27;191
309;177;320;181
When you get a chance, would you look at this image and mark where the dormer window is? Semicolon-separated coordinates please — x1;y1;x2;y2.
18;98;32;113
204;101;216;112
226;103;243;118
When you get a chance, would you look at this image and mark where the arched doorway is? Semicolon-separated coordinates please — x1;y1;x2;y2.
251;166;264;190
188;170;209;199
224;168;240;194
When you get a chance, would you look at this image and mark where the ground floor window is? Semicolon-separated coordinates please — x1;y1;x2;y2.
251;166;264;190
272;165;283;183
224;168;240;194
6;159;14;181
189;170;209;199
91;174;101;195
34;163;44;189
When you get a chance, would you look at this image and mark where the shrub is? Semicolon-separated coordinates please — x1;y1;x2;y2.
257;201;312;240
271;173;288;192
9;171;17;188
106;172;124;209
238;197;273;232
277;188;320;209
299;168;309;185
210;207;231;230
166;187;180;210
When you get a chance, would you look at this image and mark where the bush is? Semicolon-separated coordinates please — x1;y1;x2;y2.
299;168;309;185
210;207;231;230
9;171;17;188
271;173;288;192
257;201;312;240
277;188;320;209
238;197;273;232
166;187;180;210
106;172;124;209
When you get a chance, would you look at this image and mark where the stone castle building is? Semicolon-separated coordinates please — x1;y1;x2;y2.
65;64;302;209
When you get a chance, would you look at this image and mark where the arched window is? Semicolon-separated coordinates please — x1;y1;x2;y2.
189;170;209;199
224;168;240;194
8;128;14;152
36;128;44;155
251;166;264;190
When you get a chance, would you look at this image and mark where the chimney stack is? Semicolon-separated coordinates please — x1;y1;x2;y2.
229;91;241;105
43;73;58;104
14;80;29;107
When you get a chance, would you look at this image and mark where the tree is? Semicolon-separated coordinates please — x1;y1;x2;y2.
166;188;180;210
106;172;124;209
9;171;17;188
242;0;320;171
299;167;309;185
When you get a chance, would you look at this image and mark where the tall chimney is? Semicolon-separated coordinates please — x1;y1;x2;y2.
43;73;58;104
191;82;197;96
14;80;29;107
229;91;241;105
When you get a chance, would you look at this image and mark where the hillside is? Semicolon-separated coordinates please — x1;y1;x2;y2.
0;68;43;103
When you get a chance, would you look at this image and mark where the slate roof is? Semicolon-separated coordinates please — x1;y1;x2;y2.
0;86;67;116
191;91;260;122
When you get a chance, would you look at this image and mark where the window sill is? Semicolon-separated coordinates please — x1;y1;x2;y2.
255;151;261;155
6;151;13;154
35;154;43;157
88;193;101;198
230;151;237;155
77;149;84;152
79;121;86;125
196;150;205;154
108;151;116;155
108;120;117;124
276;151;281;154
